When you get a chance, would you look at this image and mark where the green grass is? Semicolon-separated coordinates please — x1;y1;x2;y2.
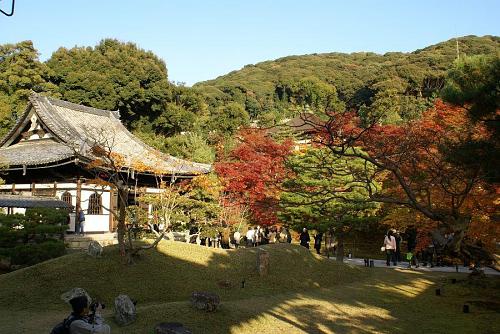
0;241;498;333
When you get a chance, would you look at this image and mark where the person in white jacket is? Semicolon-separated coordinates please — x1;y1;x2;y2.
246;227;255;247
69;296;111;334
384;230;397;266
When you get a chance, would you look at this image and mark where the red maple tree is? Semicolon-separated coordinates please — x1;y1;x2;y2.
305;100;498;267
215;129;293;226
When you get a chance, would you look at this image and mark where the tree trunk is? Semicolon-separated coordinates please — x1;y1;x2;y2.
117;187;128;258
336;233;344;262
430;216;498;271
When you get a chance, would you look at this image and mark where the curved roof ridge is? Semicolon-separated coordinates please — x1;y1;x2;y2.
35;93;121;119
30;94;82;145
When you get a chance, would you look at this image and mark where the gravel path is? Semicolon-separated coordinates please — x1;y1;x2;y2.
342;257;500;276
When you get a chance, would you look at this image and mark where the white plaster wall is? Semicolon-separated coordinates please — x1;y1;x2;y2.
55;185;78;232
67;213;76;232
0;183;111;232
80;188;111;232
13;208;26;214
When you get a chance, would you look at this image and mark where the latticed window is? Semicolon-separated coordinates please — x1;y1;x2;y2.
88;193;102;215
61;191;72;205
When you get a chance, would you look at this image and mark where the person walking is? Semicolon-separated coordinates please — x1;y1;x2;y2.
255;226;261;246
278;227;287;243
233;230;241;249
246;227;255;247
268;228;277;244
314;232;323;255
395;231;402;262
383;230;397;266
299;228;311;249
76;207;85;236
286;228;292;243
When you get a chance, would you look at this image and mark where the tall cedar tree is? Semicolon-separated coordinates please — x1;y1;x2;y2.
215;129;292;226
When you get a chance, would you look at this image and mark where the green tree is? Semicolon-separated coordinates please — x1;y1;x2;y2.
441;55;500;183
46;39;171;127
154;102;196;136
0;41;57;135
163;132;215;164
209;102;250;135
280;147;379;261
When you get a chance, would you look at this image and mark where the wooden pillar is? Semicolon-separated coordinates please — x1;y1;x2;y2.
108;188;115;232
53;182;57;197
76;178;82;210
11;183;15;194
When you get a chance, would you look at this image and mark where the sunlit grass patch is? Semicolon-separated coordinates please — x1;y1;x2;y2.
0;241;498;333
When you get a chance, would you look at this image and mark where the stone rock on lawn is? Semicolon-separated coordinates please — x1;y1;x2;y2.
154;322;192;334
88;240;103;257
61;288;92;304
0;256;11;271
190;291;220;312
114;294;136;326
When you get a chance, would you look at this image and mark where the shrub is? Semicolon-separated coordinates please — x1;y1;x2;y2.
9;240;66;266
0;208;69;268
24;207;69;226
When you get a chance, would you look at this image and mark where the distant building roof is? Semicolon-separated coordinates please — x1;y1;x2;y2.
0;194;72;208
0;93;210;176
268;112;324;134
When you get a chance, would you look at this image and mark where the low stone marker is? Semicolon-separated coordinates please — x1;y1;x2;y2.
87;240;103;257
190;291;220;312
217;279;232;289
256;249;269;276
114;294;137;326
154;322;193;334
0;256;11;271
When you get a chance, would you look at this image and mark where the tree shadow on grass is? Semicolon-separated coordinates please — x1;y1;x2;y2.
0;242;499;333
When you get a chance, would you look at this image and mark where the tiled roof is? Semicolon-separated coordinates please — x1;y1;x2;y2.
0;93;211;175
268;112;323;134
0;194;72;208
0;139;74;166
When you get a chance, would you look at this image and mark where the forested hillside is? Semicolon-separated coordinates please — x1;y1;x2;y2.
195;35;499;123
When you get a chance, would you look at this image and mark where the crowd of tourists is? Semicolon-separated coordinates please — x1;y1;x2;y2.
382;227;462;268
184;223;466;270
186;225;294;249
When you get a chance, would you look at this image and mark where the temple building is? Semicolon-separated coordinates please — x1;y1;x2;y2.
0;93;210;234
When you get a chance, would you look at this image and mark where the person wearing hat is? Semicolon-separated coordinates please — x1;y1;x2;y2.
68;295;110;334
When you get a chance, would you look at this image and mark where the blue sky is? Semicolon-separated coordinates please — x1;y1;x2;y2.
0;0;498;85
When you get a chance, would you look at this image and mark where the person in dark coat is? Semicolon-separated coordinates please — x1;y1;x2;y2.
76;207;85;236
314;232;323;254
299;228;311;249
394;231;402;262
286;228;292;243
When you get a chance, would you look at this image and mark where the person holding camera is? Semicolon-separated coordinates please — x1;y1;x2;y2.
68;295;110;334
